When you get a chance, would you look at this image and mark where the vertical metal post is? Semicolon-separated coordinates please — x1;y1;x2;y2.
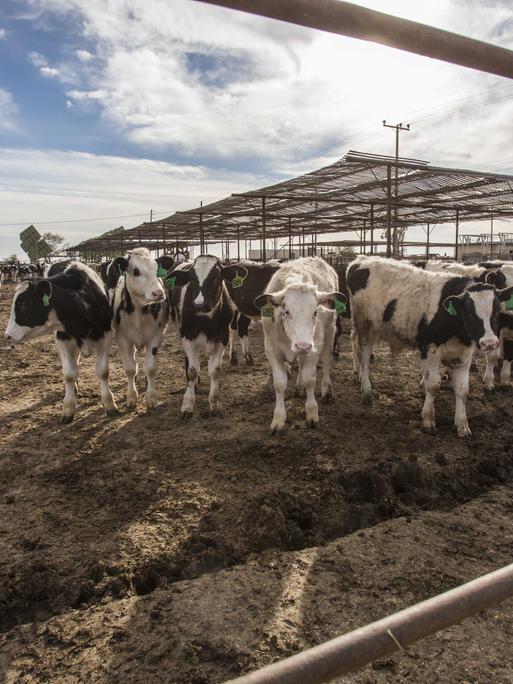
262;196;267;263
454;210;460;261
237;228;240;261
370;204;374;256
302;227;305;257
362;220;366;254
491;212;494;257
426;223;430;259
288;217;292;260
120;231;124;256
386;163;392;258
199;201;205;254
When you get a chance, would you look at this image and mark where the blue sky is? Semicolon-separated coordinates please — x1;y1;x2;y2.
1;0;513;258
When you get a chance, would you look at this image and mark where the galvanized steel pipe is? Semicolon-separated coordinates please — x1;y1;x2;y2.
196;0;513;80
226;563;513;684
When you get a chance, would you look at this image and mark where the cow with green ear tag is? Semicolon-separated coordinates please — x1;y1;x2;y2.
253;257;343;434
4;261;117;423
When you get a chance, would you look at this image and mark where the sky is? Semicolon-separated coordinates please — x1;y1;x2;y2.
1;0;513;259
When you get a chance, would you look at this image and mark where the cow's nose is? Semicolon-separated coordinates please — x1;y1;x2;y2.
152;290;164;301
294;342;313;353
480;337;499;352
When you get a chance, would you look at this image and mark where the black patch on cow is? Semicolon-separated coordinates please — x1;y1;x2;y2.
124;283;135;314
224;262;279;318
503;339;513;361
499;312;513;332
142;303;161;319
347;265;370;295
383;299;397;322
152;346;158;356
56;331;71;340
46;260;70;277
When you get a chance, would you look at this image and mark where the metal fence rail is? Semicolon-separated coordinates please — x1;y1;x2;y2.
227;563;513;684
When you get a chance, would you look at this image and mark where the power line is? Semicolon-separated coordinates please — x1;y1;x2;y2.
0;210;174;227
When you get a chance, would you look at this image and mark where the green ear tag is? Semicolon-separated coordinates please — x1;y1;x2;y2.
334;298;347;315
232;274;244;289
506;294;513;311
447;301;458;316
261;304;274;318
165;275;176;289
42;293;50;306
157;266;167;278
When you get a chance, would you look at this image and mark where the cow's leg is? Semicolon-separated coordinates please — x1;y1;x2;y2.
229;313;238;366
267;349;288;433
55;336;80;423
94;332;118;416
451;354;472;437
117;336;138;409
143;333;163;410
300;352;320;427
500;338;513;386
354;322;374;405
207;342;225;415
238;314;253;365
320;312;336;402
333;315;342;359
181;337;201;418
483;348;499;391
420;352;441;432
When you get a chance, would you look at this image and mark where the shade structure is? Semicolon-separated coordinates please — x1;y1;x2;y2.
67;151;513;258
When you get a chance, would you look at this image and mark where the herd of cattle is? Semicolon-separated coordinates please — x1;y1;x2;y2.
4;249;513;437
1;262;44;283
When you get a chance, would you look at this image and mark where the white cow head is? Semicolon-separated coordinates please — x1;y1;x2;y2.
5;280;55;343
117;248;165;306
255;282;345;354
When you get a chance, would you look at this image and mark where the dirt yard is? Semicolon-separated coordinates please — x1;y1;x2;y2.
1;279;513;683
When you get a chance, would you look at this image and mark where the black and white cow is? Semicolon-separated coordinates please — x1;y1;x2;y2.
4;261;117;422
167;255;240;418
111;248;168;410
425;260;507;288
348;255;513;437
254;257;344;433
223;260;281;366
480;262;513;390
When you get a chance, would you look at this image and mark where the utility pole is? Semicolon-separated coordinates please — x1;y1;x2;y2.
383;120;410;258
150;209;153;222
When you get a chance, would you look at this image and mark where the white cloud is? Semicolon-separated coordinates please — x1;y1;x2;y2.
39;65;60;78
28;50;47;68
0;28;7;39
76;49;93;61
66;88;107;101
0;147;268;258
0;89;18;133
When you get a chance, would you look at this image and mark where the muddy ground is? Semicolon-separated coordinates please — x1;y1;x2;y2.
0;279;512;683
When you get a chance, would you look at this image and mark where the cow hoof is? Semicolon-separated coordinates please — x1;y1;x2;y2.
483;385;495;394
294;387;306;398
62;414;74;424
244;354;254;366
422;424;437;434
306;419;319;429
361;392;373;407
209;408;223;417
456;426;472;438
106;408;120;417
181;410;193;420
321;392;334;404
230;354;238;367
270;423;285;435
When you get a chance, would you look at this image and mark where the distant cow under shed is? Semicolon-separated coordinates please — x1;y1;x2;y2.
348;255;513;437
167;255;240;418
223;260;281;365
4;261;117;422
255;257;344;433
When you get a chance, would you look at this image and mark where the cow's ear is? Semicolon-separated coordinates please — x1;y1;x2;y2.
156;256;175;275
222;264;248;284
317;291;346;312
35;279;52;306
498;286;513;302
485;269;502;286
254;291;283;310
167;268;190;287
443;294;465;316
113;257;128;276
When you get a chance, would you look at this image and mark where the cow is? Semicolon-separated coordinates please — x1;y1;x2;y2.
4;261;118;422
348;255;513;437
254;257;345;433
167;255;241;418
223;260;281;366
425;260;507;288
111;248;168;410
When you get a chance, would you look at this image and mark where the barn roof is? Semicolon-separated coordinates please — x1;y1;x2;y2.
67;150;513;254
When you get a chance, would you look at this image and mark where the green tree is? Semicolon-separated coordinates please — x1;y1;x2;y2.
42;232;66;252
7;253;19;262
336;246;356;258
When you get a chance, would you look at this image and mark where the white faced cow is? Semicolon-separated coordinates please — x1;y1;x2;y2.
4;260;117;422
348;255;513;437
167;255;241;418
112;248;168;410
254;257;344;434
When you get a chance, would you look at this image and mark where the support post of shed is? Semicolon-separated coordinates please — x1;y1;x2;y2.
302;227;306;257
362;220;366;254
426;223;431;259
237;228;240;261
491;212;494;257
261;196;267;263
454;210;460;261
162;225;166;254
288;217;292;260
386;163;392;258
370;204;374;255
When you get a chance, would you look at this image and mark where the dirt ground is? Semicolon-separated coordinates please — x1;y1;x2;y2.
1;279;513;683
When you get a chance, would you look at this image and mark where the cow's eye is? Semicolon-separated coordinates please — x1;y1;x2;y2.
133;268;140;277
